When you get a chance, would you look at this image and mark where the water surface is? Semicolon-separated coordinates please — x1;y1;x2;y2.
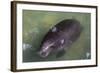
22;10;91;62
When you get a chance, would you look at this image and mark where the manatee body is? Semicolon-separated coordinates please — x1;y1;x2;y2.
37;19;82;58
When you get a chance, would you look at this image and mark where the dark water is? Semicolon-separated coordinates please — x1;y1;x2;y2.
22;10;91;62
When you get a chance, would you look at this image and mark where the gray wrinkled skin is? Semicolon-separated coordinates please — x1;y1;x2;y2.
37;19;83;58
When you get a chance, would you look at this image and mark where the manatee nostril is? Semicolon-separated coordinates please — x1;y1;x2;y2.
41;52;47;56
37;51;48;58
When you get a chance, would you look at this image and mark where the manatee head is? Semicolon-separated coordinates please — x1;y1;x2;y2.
37;41;54;58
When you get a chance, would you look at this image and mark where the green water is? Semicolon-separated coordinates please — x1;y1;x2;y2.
22;10;91;62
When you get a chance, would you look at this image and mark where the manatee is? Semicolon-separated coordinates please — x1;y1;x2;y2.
37;19;83;58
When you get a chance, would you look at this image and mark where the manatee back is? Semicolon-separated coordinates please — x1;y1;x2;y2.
58;19;82;41
42;19;82;43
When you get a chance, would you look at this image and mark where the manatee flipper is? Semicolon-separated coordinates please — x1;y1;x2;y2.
56;49;66;58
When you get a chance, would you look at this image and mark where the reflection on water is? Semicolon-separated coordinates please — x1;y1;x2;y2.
23;10;91;62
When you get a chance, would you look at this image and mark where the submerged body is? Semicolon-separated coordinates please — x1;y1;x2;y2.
37;19;83;58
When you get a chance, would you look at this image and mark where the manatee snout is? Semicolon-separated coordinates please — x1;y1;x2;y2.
37;50;50;58
37;43;53;58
